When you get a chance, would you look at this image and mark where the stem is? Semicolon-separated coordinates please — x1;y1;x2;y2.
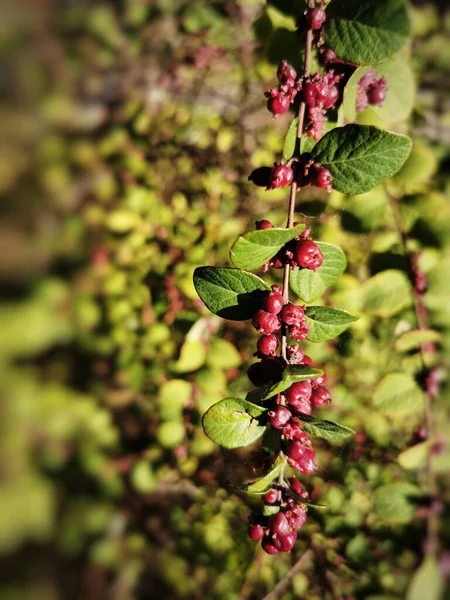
386;187;439;556
280;2;314;361
261;550;313;600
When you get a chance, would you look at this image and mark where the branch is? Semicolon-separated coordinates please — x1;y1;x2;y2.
261;550;313;600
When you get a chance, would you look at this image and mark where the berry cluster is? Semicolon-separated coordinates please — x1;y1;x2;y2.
253;221;324;273
356;68;388;112
249;160;332;193
303;71;342;140
266;60;302;119
248;478;309;555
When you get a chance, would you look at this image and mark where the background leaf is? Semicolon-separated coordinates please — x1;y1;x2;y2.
324;0;410;65
361;269;412;317
230;224;305;271
305;306;359;342
373;482;420;524
193;267;270;321
310;125;412;195
290;242;346;303
202;398;267;449
406;556;444;600
395;329;442;353
373;373;424;414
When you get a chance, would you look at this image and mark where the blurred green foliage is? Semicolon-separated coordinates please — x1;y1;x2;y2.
0;0;449;599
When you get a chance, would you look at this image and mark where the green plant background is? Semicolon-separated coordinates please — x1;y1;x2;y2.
0;1;449;598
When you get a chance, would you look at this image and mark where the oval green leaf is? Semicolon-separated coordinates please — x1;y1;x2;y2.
406;556;444;600
232;454;286;495
395;329;441;353
230;224;305;271
193;266;270;321
373;482;420;524
361;269;412;317
283;116;298;160
310;125;412;195
290;242;346;303
324;0;410;66
373;373;424;414
300;414;355;442
398;440;433;471
304;306;359;342
203;398;267;449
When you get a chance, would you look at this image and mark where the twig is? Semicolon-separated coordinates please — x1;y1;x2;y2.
261;550;313;600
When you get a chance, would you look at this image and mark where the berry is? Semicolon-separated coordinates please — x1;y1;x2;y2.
306;6;326;30
269;405;292;429
285;381;312;404
256;219;273;230
262;535;279;555
302;354;313;366
286;443;318;474
252;310;281;335
267;164;294;189
310;166;332;190
271;284;283;295
359;68;376;89
281;303;305;326
269;251;285;269
312;373;326;388
248;523;265;540
261;290;284;314
267;94;290;118
249;167;272;188
257;334;279;357
323;85;339;110
276;530;297;552
269;512;290;537
289;477;303;496
263;489;279;504
288;506;307;529
277;60;297;83
288;397;312;415
303;81;328;108
287;344;304;364
290;321;310;341
367;84;387;105
311;385;331;407
295;239;323;270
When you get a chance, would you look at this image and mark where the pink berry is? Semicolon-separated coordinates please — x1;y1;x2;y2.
267;94;290;118
276;530;297;552
285;440;307;461
248;523;265;540
311;385;331;407
281;303;305;326
312;373;327;388
323;85;339;109
269;512;290;537
256;219;273;230
289;322;310;341
289;477;303;496
306;7;326;30
257;334;279;357
359;68;376;89
302;355;313;366
271;284;283;295
277;60;297;83
267;164;294;189
252;310;281;335
263;489;279;505
285;381;312;404
310;166;332;190
269;251;285;269
295;240;323;270
262;536;279;554
287;344;304;364
368;84;387;105
269;405;292;429
303;81;328;107
261;290;284;314
287;444;318;474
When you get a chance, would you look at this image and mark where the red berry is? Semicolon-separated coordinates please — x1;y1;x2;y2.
302;354;313;366
285;440;307;461
271;284;283;295
295;239;323;270
310;166;332;190
289;321;309;341
261;290;284;314
276;530;297;552
281;303;305;326
359;68;376;89
306;7;326;30
277;60;297;83
286;443;318;474
285;381;312;404
257;334;279;357
323;85;339;109
267;164;294;189
287;344;304;364
269;512;290;537
269;405;292;429
263;489;279;504
310;385;331;407
289;477;303;496
262;535;279;554
289;506;307;529
312;373;327;388
303;81;328;108
368;84;387;105
269;251;285;269
288;397;312;415
256;219;273;230
248;523;265;540
267;94;290;118
252;310;281;335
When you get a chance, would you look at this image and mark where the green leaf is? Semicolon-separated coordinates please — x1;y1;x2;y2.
395;329;441;353
300;414;355;442
310;125;412;195
373;373;424;414
304;306;359;342
324;0;410;65
232;454;286;495
342;57;415;125
361;269;412;317
406;556;444;600
193;266;270;321
290;242;346;303
262;504;280;516
284;487;327;509
373;482;420;524
202;398;267;449
172;340;206;373
283;116;298;160
261;365;324;399
207;338;242;369
398;440;433;471
230;224;305;271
